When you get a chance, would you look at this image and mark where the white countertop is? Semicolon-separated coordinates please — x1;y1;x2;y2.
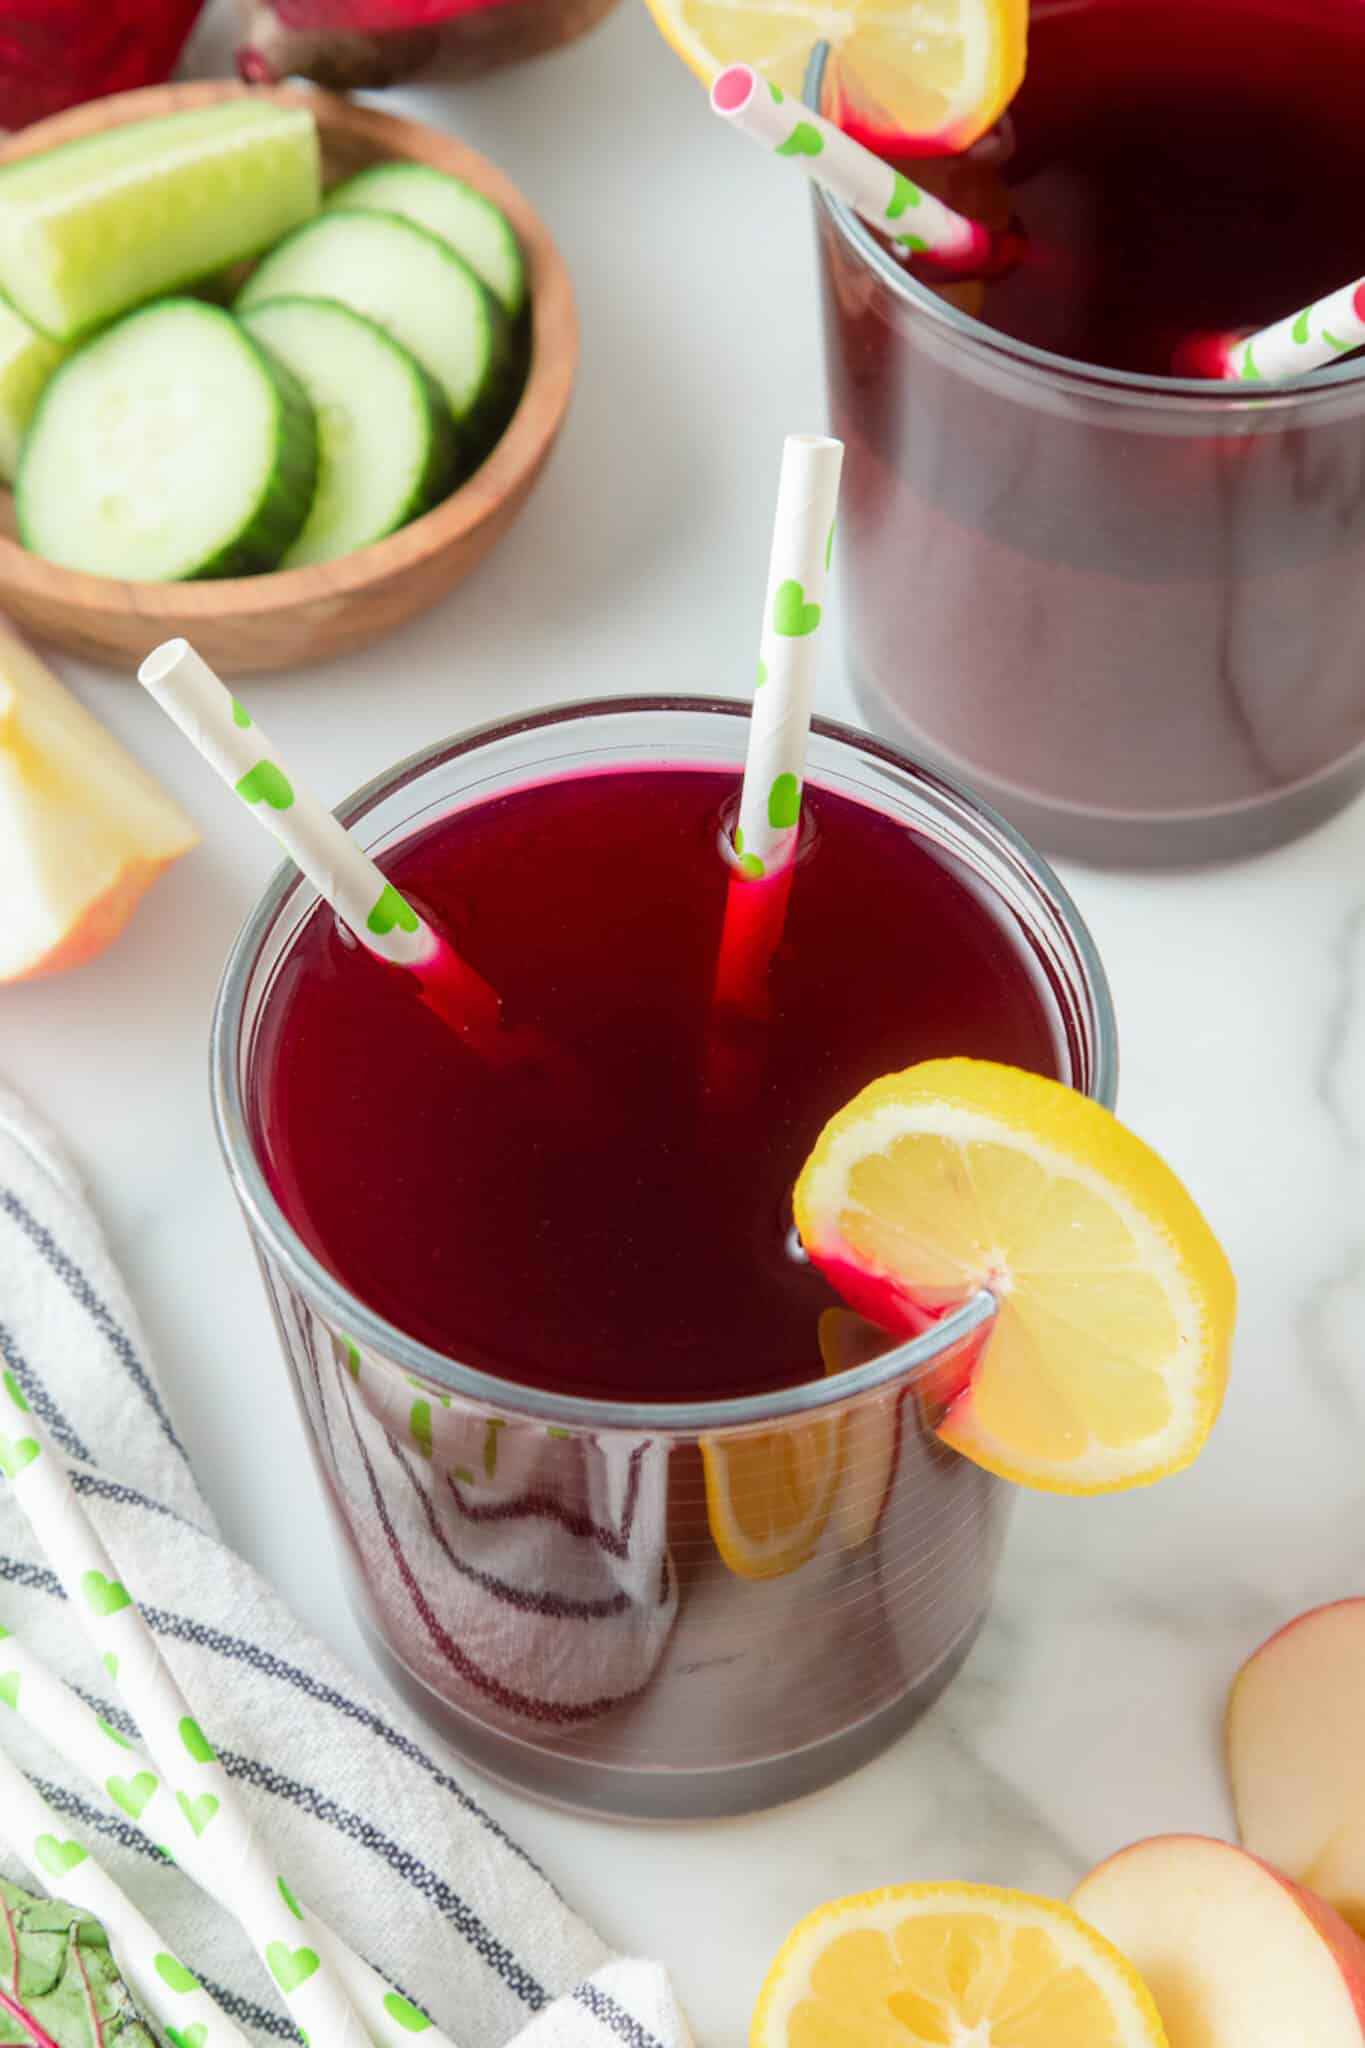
6;4;1365;2041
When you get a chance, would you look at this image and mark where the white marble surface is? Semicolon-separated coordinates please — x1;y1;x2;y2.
6;4;1365;2041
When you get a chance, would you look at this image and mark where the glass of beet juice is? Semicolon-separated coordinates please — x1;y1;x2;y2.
212;699;1114;1819
814;0;1365;866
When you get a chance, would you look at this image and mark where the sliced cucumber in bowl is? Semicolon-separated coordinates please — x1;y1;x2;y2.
323;163;527;320
241;297;458;567
16;298;317;582
236;209;517;460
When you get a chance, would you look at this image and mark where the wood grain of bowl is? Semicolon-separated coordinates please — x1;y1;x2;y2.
0;82;578;674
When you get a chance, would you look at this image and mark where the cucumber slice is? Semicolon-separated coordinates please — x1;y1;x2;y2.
324;164;526;320
0;295;64;483
17;298;317;582
0;101;320;342
241;297;458;566
237;209;514;456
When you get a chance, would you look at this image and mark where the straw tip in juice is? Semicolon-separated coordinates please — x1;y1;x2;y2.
794;1058;1235;1495
1171;331;1241;380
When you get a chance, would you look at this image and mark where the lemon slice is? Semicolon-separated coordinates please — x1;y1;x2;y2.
752;1881;1170;2047
794;1059;1235;1495
646;0;1027;155
701;1414;843;1580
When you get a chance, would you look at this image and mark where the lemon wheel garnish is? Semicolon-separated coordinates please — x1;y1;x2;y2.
701;1414;844;1581
794;1059;1235;1496
751;1882;1170;2047
644;0;1027;155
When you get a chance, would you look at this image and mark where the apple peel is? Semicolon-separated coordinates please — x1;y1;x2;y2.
1227;1597;1365;1940
1074;1833;1365;2046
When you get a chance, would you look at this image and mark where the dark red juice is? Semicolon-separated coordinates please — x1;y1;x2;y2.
935;0;1365;376
823;0;1365;863
251;764;1063;1403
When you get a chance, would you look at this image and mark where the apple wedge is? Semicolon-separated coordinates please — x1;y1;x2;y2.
1227;1598;1365;1937
1073;1834;1365;2046
0;623;197;981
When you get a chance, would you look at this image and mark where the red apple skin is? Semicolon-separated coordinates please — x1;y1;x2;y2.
1078;1834;1365;2033
5;854;177;982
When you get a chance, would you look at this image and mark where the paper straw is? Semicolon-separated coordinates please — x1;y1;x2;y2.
0;1395;368;2048
137;639;500;1041
0;1746;251;2048
1179;275;1365;382
0;1629;452;2048
711;65;993;274
731;433;843;878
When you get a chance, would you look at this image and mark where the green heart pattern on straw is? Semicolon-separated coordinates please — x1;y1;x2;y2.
82;1571;131;1617
410;1400;433;1459
35;1834;87;1879
768;773;801;831
772;579;821;637
108;1771;158;1821
3;1370;28;1412
267;1942;321;1996
230;699;251;729
0;1671;19;1709
103;1652;119;1681
99;1718;132;1748
156;1955;200;1997
176;1790;220;1837
368;883;419;938
732;828;765;881
235;760;294;811
166;2027;209;2048
179;1717;217;1763
383;1997;432;2035
0;1436;38;1478
278;1876;304;1921
776;122;823;158
885;173;922;218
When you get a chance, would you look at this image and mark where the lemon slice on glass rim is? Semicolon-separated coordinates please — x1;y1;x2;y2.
751;1881;1170;2048
793;1058;1235;1495
644;0;1027;156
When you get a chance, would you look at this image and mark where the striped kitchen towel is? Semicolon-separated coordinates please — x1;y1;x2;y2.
0;1082;692;2048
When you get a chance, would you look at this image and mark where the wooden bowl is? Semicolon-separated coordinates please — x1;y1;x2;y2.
0;82;578;674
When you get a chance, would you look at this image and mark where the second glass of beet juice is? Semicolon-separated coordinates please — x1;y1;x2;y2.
213;699;1114;1818
815;0;1365;866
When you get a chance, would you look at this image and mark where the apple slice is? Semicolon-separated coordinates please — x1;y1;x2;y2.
0;624;198;981
1072;1834;1365;2045
1227;1598;1365;1937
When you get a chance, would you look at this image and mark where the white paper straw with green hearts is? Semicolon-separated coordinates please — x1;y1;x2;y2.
710;64;993;272
731;433;844;878
0;1626;449;2048
0;1394;370;2048
0;1745;250;2048
137;639;441;972
1198;274;1365;381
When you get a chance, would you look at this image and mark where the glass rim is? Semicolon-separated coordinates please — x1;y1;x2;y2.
804;42;1365;411
210;693;1118;1435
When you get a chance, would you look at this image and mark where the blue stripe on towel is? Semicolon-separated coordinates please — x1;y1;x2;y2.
0;1188;187;1461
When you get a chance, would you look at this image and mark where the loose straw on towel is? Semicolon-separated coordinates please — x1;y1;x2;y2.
0;1629;452;2048
137;639;500;1043
711;65;993;275
0;1395;369;2048
0;1745;251;2048
1178;275;1365;381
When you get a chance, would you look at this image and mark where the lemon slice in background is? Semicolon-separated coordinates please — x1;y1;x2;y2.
795;1060;1235;1495
701;1413;843;1581
645;0;1027;156
752;1882;1170;2047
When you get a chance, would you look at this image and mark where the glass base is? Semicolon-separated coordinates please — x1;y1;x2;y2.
851;666;1365;870
355;1596;988;1821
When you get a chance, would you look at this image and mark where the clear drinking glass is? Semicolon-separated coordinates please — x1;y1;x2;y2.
211;699;1116;1819
809;49;1365;867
